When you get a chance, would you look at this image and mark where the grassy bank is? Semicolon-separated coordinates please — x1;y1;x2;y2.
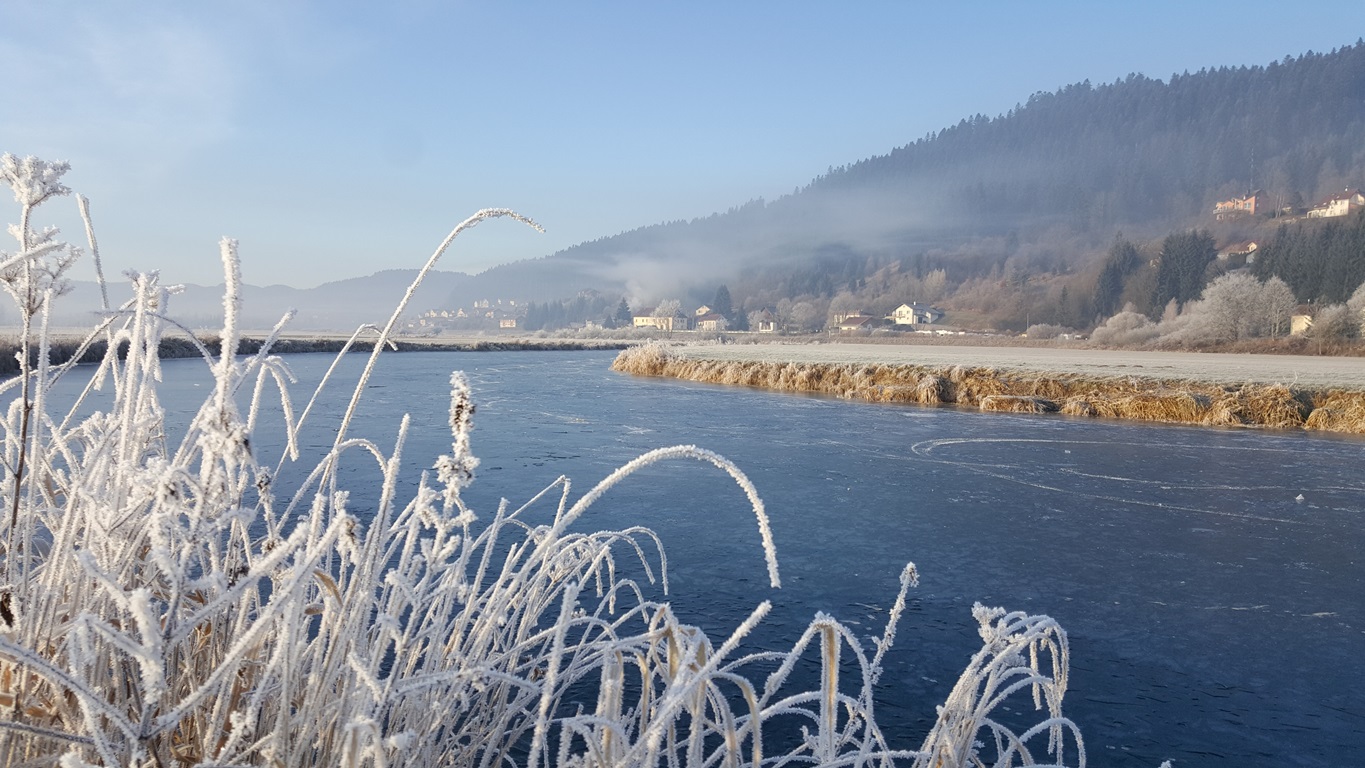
612;343;1365;433
0;335;629;377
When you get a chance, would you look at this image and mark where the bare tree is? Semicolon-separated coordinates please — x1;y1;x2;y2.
1090;311;1159;346
1199;272;1263;341
1346;280;1365;321
651;298;681;319
1339;283;1365;339
1311;303;1360;341
788;300;823;332
1261;276;1297;337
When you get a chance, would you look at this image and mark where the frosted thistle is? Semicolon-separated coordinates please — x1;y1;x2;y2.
0;154;71;210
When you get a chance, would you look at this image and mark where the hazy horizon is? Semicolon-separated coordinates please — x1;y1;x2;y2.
3;2;1361;289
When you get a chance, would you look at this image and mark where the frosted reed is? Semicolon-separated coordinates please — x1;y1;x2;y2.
0;157;1085;767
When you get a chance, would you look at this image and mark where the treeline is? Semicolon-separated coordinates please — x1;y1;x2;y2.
818;42;1365;233
520;294;620;331
1252;210;1365;303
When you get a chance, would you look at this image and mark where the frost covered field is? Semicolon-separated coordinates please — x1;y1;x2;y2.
667;343;1365;391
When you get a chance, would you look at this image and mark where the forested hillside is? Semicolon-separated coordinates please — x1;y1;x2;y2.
817;43;1365;233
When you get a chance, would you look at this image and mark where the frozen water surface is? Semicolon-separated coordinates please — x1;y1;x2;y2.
139;350;1365;767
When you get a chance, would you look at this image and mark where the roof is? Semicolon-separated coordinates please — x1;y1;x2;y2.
1314;188;1363;206
837;317;875;329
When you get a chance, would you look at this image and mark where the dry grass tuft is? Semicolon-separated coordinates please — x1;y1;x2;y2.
1205;385;1309;428
916;373;949;404
1304;391;1365;432
979;395;1059;414
1060;397;1098;417
1096;389;1210;423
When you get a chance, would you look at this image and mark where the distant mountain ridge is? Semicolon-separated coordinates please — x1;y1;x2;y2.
35;269;469;332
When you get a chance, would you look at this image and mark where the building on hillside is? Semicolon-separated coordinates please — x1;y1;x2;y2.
1214;190;1262;219
1216;241;1258;266
693;305;712;317
1307;189;1365;219
695;312;729;331
499;318;518;329
888;302;945;326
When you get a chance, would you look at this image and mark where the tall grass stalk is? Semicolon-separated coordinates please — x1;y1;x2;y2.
0;157;1083;766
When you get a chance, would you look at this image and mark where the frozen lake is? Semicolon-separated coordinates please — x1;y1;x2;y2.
137;349;1364;766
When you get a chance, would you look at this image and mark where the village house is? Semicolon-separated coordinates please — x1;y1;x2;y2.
888;302;945;326
750;308;778;333
1307;189;1365;219
1214;190;1262;219
834;315;877;332
499;318;518;329
695;312;729;332
831;309;876;324
632;308;692;332
1291;312;1314;336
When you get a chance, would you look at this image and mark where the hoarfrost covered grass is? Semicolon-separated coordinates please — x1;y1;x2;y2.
0;155;1084;766
640;341;1365;390
613;343;1365;432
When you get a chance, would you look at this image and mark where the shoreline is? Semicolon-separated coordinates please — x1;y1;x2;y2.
0;334;630;377
611;343;1365;434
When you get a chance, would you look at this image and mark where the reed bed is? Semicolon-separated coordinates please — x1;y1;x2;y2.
0;156;1086;766
612;343;1365;433
1304;390;1365;432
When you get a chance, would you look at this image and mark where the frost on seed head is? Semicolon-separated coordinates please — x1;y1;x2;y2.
435;371;479;511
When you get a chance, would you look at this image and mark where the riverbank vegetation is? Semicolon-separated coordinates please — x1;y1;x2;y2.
612;343;1365;433
0;155;1088;765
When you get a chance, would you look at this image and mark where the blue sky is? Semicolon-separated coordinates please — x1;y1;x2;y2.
2;1;1361;288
